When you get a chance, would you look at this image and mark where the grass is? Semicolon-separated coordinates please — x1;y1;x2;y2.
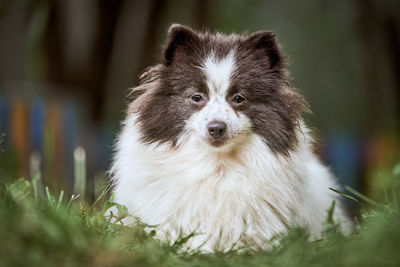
1;168;400;267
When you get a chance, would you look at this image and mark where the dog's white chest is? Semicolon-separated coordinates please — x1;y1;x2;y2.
110;116;328;251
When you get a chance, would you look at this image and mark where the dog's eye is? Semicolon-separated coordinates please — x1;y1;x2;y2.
232;95;246;104
191;94;204;103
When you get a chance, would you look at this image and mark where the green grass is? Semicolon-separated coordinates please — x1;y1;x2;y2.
1;168;400;267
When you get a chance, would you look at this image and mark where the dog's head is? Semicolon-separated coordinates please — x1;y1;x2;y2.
135;25;307;154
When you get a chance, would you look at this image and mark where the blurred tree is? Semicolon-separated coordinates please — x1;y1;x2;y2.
43;0;123;122
354;0;400;133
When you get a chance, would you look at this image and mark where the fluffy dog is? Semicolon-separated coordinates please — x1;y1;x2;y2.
110;24;351;252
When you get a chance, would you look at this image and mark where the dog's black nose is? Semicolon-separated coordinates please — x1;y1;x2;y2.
207;121;227;137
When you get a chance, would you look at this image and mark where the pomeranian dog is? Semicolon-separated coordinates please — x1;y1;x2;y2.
110;24;352;252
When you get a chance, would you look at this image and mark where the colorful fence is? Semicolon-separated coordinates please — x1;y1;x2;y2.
0;95;113;195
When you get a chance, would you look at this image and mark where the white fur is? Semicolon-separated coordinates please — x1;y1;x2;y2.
110;115;351;252
109;51;352;253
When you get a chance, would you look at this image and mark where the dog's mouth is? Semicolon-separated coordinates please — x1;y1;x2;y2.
208;138;227;147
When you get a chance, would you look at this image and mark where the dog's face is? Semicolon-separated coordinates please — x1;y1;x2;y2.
136;25;306;154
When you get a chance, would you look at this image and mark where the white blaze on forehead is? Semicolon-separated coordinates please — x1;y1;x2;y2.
185;49;251;148
201;50;236;96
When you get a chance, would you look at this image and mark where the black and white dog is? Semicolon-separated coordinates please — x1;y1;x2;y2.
110;24;351;252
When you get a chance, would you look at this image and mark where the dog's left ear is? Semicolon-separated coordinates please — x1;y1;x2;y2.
163;24;200;66
244;31;283;70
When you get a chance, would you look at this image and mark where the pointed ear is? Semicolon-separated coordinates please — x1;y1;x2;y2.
245;31;283;69
163;24;200;66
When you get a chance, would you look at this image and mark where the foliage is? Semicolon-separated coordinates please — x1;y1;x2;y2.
1;168;400;267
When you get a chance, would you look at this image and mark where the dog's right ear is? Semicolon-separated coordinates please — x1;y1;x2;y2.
163;24;200;66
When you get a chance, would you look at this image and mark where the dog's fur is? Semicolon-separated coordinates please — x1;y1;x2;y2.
109;24;352;252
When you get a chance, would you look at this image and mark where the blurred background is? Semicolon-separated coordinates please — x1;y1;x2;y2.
0;0;399;207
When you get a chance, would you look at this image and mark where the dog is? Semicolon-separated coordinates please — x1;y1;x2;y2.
109;24;352;252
